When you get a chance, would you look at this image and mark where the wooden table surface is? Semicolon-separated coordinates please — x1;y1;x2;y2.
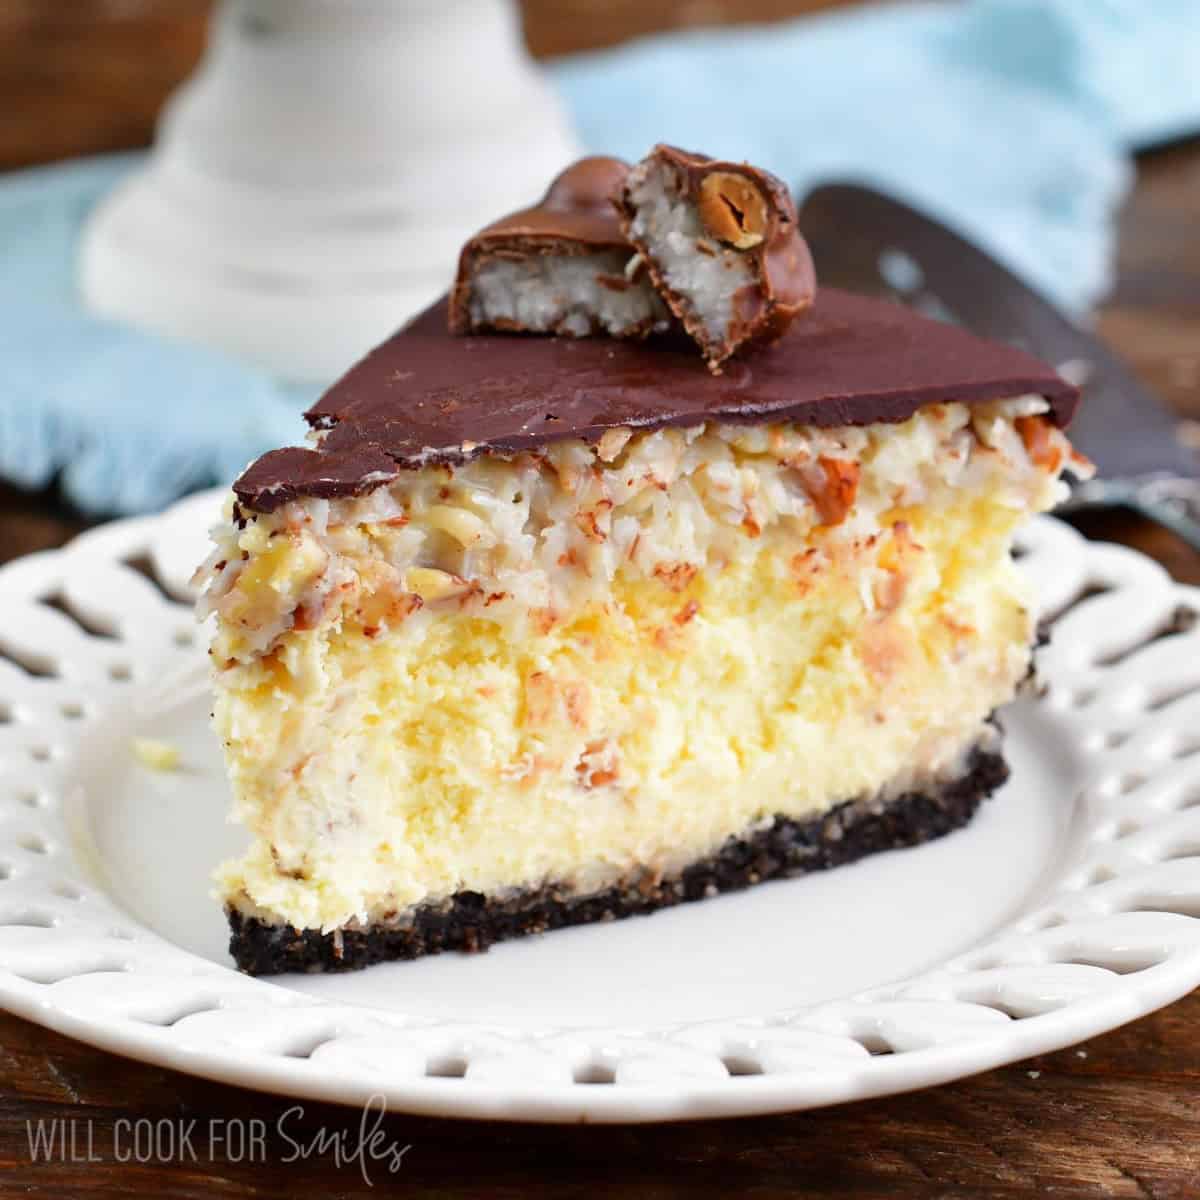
0;3;1198;1196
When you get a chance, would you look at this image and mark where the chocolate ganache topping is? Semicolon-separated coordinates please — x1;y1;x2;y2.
234;286;1079;513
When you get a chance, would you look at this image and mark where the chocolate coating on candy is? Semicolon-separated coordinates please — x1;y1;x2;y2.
233;287;1079;513
449;156;663;337
615;144;817;370
458;155;630;261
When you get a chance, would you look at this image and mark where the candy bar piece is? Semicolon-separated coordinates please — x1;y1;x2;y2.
615;144;817;371
449;156;670;339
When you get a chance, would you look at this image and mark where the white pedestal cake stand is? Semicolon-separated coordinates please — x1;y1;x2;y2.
79;0;581;383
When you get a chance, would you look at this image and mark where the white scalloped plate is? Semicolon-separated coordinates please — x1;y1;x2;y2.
1;492;1199;1123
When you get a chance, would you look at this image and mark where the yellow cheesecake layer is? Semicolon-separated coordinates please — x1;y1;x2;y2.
212;490;1045;933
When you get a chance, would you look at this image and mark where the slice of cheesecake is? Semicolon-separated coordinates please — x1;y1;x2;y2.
198;288;1083;975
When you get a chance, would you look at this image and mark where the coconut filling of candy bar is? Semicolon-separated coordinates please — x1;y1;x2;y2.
199;396;1076;935
462;248;670;339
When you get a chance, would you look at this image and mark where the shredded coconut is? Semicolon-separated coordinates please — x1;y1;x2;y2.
468;251;669;338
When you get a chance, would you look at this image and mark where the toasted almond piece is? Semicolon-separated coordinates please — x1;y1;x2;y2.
404;567;469;602
802;458;860;526
697;171;769;250
1014;415;1066;474
597;427;634;462
425;504;493;548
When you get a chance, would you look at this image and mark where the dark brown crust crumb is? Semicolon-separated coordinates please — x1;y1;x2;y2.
227;744;1008;976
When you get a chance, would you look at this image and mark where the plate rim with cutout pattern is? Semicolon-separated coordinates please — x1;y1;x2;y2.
0;491;1198;1123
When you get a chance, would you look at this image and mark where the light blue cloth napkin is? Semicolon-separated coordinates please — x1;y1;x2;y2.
0;158;309;514
552;0;1200;310
1;0;1197;515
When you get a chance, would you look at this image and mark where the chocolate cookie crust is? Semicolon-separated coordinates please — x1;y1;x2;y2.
234;288;1079;513
227;744;1008;975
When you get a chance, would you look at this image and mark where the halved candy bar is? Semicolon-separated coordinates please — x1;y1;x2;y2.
615;144;817;371
449;156;671;339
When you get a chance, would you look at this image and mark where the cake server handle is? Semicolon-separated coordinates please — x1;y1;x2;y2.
1070;473;1200;549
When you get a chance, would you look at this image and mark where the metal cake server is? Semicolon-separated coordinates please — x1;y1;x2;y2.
798;184;1200;550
